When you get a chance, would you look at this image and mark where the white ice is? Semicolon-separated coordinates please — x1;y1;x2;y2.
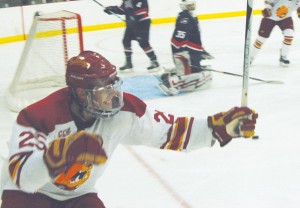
1;15;300;208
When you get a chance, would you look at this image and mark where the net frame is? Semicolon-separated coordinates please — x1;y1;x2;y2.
5;10;84;112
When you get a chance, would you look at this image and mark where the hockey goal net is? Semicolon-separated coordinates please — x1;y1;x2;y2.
5;10;84;112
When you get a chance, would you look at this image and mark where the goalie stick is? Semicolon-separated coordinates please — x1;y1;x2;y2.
205;68;284;84
166;66;284;84
92;0;125;22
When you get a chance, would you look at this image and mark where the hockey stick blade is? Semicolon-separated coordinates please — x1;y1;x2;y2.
251;79;284;84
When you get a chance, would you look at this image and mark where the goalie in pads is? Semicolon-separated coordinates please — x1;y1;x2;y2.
158;0;214;96
157;51;213;96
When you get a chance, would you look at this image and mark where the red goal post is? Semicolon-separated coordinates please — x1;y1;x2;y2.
5;10;84;112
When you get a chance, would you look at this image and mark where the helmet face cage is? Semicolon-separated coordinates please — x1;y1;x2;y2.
85;77;124;119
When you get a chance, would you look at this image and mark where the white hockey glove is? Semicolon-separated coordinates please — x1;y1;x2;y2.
208;107;258;147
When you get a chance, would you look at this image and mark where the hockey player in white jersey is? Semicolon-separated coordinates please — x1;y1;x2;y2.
250;0;300;66
0;51;258;208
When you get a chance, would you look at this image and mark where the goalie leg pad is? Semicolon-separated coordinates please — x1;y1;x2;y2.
157;71;213;96
169;71;213;92
173;51;191;76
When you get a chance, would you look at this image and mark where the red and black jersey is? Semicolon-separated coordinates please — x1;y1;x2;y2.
171;11;204;55
114;0;150;22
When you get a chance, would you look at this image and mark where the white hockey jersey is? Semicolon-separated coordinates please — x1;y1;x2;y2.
1;87;214;201
265;0;300;21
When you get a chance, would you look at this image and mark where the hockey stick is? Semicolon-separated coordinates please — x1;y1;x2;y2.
179;66;284;84
242;1;261;139
205;68;284;84
92;0;125;22
241;0;253;106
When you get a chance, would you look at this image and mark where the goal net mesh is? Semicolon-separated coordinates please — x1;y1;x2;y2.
5;10;84;112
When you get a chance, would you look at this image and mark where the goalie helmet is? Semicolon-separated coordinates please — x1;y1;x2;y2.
66;51;124;119
180;0;196;10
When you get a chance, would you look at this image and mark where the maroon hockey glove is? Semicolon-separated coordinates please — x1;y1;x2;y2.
262;8;272;17
44;131;107;177
208;107;258;147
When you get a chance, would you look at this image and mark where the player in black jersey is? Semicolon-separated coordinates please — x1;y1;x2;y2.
104;0;160;72
157;0;214;96
171;0;213;73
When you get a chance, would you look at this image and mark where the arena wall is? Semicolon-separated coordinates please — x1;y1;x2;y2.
0;0;264;44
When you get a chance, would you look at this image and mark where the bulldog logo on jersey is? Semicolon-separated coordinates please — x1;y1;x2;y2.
276;5;288;18
53;162;93;191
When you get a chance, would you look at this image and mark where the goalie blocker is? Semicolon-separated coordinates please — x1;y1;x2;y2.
157;51;213;96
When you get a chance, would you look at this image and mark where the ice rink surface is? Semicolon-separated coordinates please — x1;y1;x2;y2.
1;15;300;207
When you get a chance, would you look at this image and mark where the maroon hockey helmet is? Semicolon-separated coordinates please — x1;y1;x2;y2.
66;51;117;89
66;51;124;119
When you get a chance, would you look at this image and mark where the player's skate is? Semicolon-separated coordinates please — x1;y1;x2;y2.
147;60;160;72
279;56;290;67
119;62;133;72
